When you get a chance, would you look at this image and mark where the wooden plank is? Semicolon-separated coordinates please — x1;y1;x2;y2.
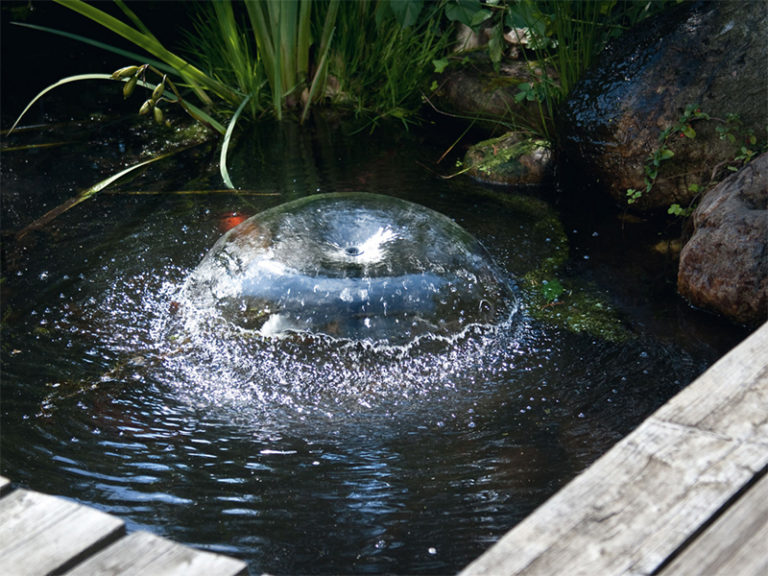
65;530;249;576
660;471;768;576
653;322;768;442
0;476;11;496
0;489;125;576
460;321;768;576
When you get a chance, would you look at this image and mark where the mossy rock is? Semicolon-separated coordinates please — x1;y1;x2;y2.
463;132;552;186
431;52;552;131
521;269;628;342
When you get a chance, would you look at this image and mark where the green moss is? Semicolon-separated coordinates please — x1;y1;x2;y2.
472;187;628;342
521;269;628;342
463;133;551;186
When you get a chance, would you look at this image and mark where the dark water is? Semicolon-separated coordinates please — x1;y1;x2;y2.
0;107;747;575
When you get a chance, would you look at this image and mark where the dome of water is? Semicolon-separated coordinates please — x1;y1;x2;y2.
182;193;517;345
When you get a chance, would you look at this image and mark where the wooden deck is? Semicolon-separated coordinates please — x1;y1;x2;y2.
461;320;768;576
0;478;247;576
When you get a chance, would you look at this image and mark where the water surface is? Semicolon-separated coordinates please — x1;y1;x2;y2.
0;113;747;574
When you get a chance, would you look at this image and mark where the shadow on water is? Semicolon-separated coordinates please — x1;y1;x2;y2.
1;106;749;574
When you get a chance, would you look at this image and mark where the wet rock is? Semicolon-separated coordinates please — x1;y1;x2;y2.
560;1;768;210
677;152;768;326
474;188;628;342
463;132;551;186
431;52;551;132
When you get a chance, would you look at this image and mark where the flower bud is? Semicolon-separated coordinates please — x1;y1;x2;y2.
151;75;167;101
123;75;139;99
153;106;164;125
111;65;140;80
139;99;154;115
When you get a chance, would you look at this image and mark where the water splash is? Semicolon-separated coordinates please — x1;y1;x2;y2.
149;193;526;428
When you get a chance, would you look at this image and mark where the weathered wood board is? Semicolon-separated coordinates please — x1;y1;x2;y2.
65;530;249;576
0;475;11;496
660;470;768;576
0;488;125;576
460;321;768;576
67;532;248;576
0;486;250;576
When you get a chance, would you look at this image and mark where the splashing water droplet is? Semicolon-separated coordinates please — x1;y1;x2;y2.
155;193;526;425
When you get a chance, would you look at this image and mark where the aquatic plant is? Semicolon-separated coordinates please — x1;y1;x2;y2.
19;0;448;126
10;0;451;191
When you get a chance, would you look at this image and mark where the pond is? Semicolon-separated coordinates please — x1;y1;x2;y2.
0;103;748;574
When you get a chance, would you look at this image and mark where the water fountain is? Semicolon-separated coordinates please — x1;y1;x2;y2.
181;193;518;345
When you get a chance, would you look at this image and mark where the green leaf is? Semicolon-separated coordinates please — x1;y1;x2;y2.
488;22;504;65
8;73;225;135
17;143;199;239
445;0;490;29
220;94;252;189
389;0;423;27
682;124;696;139
659;148;675;160
668;203;693;217
432;58;450;74
52;0;230;106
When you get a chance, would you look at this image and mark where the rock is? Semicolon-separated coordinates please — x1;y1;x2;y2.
432;52;552;133
677;152;768;326
559;1;768;210
463;132;551;186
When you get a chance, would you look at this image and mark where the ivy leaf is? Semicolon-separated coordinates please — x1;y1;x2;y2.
432;58;450;74
668;203;693;217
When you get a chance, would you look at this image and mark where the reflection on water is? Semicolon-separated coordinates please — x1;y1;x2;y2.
0;116;748;574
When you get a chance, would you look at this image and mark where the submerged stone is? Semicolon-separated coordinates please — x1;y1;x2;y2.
182;193;517;344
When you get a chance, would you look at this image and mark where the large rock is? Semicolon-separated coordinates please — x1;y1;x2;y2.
560;1;768;210
677;152;768;326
